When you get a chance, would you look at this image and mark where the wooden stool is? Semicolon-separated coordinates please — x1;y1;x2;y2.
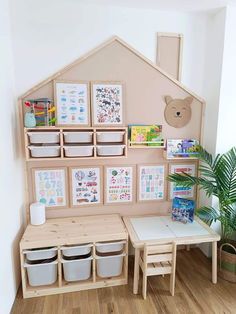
139;242;177;299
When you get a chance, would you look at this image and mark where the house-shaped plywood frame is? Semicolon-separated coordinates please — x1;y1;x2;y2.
19;36;205;220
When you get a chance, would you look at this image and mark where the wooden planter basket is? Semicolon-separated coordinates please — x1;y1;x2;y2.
218;242;236;283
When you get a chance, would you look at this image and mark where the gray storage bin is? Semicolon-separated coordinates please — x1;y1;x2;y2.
24;247;57;261
96;241;125;254
24;261;58;287
62;256;92;282
96;253;125;278
61;244;92;257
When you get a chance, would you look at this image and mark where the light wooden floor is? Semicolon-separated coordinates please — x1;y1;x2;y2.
11;248;236;314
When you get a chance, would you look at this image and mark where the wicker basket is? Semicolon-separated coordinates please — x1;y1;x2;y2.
218;242;236;283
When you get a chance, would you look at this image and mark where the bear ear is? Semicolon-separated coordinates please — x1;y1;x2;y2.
165;96;173;105
184;96;193;106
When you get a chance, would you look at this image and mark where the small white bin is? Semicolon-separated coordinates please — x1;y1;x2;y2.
28;132;60;144
24;261;58;287
96;241;125;254
96;145;125;156
64;132;93;144
24;247;57;261
64;145;94;157
29;145;60;158
61;244;92;257
96;132;125;143
96;253;125;278
62;256;92;282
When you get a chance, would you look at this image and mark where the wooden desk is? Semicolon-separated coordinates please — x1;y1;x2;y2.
123;215;220;294
20;214;128;298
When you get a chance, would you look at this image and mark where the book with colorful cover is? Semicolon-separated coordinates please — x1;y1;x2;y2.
166;139;199;158
172;197;195;223
130;125;163;146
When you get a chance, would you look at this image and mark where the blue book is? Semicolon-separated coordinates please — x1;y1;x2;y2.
172;197;195;223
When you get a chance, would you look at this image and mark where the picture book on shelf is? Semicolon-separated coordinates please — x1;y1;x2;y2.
172;197;195;223
166;139;199;158
130;125;163;146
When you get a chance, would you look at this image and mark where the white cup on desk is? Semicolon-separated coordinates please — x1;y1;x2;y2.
30;202;46;225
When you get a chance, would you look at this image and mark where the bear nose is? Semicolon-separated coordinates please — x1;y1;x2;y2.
176;112;180;116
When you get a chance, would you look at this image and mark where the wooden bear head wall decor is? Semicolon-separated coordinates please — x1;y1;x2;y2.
164;96;193;128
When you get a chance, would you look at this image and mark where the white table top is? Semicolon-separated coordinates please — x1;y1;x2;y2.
123;215;220;247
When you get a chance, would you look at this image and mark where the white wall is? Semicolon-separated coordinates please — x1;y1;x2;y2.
216;6;236;153
10;0;208;97
0;1;24;313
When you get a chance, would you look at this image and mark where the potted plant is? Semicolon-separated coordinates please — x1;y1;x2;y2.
168;146;236;282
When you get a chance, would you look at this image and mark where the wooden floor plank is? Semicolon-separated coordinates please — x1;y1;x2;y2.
11;249;236;314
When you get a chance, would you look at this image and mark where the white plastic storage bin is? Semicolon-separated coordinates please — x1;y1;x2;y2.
96;253;125;278
28;132;60;144
24;247;57;261
24;261;58;287
62;256;92;282
29;145;60;158
64;145;94;157
96;132;125;143
61;244;92;257
64;132;93;144
96;241;125;254
96;145;125;156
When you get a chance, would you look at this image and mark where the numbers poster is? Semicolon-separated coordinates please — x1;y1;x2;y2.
55;81;89;125
71;167;101;206
169;164;196;199
34;168;67;207
106;166;133;204
138;165;165;201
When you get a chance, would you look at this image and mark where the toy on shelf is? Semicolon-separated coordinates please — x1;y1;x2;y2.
24;98;56;127
166;139;199;159
129;124;164;147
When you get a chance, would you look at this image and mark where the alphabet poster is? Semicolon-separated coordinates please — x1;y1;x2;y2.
105;166;133;204
70;167;102;206
33;168;67;207
169;164;196;199
138;165;165;201
55;81;90;126
92;82;123;126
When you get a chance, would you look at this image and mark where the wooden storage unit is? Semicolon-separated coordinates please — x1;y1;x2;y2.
25;126;128;160
20;214;128;298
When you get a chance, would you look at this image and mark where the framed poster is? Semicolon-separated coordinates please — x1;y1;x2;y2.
91;82;124;126
32;168;68;208
138;164;166;202
54;80;90;126
105;165;135;204
169;163;196;200
70;166;102;207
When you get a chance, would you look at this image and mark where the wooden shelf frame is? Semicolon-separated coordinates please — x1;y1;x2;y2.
20;214;128;298
24;126;128;160
128;140;165;149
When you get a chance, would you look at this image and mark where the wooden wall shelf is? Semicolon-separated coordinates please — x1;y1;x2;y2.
24;127;128;160
128;140;165;149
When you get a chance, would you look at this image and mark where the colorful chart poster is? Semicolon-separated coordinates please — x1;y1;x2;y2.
106;166;133;204
34;168;67;207
92;83;123;126
55;81;89;125
169;164;196;199
71;167;101;206
139;165;165;201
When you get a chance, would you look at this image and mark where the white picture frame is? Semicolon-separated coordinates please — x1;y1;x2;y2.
91;82;124;126
105;165;135;204
32;167;68;209
138;164;166;202
54;80;90;126
70;166;102;207
169;163;196;200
